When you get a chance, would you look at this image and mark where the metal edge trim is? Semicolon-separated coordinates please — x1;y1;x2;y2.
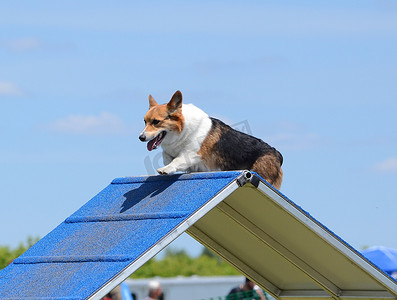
254;180;397;296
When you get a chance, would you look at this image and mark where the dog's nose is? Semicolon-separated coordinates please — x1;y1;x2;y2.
139;134;146;142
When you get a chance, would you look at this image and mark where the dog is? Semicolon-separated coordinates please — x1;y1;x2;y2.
139;91;283;189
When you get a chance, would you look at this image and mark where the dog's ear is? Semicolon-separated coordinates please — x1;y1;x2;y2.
167;90;183;112
149;94;158;108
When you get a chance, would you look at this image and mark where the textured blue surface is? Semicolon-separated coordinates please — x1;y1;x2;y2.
0;171;242;299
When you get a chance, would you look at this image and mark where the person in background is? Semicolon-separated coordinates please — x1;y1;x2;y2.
226;277;268;300
101;285;122;300
144;280;163;300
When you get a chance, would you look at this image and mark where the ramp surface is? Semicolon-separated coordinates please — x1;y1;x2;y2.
0;171;396;300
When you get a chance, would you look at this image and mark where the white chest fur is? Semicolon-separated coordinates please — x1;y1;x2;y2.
159;104;212;172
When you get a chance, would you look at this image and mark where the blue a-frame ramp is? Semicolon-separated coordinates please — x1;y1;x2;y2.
1;171;397;300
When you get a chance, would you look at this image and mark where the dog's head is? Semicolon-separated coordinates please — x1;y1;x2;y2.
139;90;185;151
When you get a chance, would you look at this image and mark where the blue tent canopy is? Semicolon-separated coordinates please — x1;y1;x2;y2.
361;246;397;275
1;171;396;300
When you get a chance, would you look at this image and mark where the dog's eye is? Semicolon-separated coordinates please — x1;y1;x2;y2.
144;119;147;124
152;119;160;125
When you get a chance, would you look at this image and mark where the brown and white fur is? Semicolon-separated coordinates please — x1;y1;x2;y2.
139;91;283;189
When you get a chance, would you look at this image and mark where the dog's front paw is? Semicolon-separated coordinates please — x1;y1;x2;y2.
157;165;176;175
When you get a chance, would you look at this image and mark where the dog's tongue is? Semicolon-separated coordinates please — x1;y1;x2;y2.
147;135;159;151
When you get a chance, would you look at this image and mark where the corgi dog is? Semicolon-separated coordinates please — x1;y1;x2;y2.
139;91;283;189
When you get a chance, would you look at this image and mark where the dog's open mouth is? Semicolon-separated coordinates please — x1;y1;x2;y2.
147;131;166;151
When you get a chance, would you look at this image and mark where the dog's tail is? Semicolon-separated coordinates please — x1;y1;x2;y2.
276;149;283;166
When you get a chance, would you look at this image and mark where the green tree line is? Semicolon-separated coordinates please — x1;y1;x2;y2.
0;237;40;269
131;248;240;278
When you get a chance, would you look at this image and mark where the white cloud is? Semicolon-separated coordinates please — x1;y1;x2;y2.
48;112;129;135
1;37;76;53
0;81;23;96
373;157;397;173
2;38;41;52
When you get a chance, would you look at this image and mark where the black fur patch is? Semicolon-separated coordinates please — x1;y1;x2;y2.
210;118;283;170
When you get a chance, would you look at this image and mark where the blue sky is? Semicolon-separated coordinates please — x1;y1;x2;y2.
1;1;397;256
